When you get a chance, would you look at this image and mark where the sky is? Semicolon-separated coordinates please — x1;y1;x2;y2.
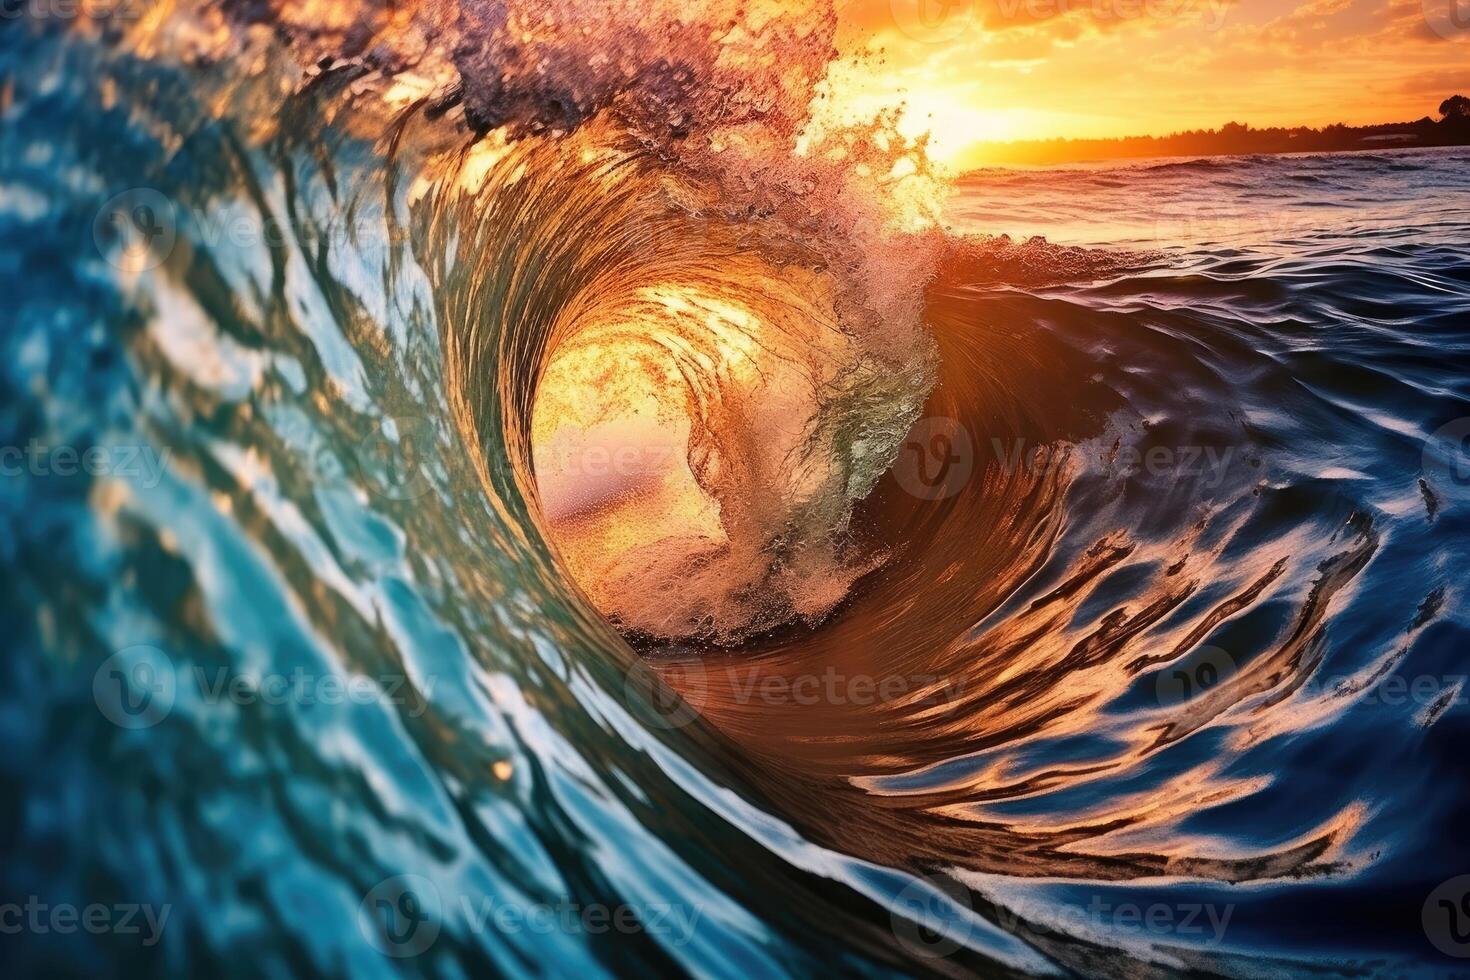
829;0;1470;167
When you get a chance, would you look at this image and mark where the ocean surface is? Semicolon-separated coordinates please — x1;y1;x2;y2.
4;16;1470;980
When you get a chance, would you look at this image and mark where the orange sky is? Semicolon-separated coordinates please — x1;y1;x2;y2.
829;0;1470;167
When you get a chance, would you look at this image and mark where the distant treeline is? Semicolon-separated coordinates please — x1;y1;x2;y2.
964;96;1470;168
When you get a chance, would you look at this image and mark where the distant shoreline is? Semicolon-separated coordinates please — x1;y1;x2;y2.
958;98;1470;170
958;141;1470;175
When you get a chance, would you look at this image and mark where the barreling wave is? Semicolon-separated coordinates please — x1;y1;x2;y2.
347;0;947;646
420;121;938;645
9;3;1470;976
372;0;1384;904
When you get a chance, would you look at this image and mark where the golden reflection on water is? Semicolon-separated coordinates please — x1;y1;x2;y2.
606;293;1375;886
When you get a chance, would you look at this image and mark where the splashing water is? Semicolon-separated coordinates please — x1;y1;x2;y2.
4;3;1470;978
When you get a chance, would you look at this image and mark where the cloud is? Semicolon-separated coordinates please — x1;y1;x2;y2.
828;0;1470;159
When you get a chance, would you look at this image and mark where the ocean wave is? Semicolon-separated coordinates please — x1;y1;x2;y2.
4;5;1470;977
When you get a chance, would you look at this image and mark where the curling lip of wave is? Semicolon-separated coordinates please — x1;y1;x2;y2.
336;0;954;646
15;6;1470;977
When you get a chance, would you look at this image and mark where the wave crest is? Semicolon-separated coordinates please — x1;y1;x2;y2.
361;0;948;642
